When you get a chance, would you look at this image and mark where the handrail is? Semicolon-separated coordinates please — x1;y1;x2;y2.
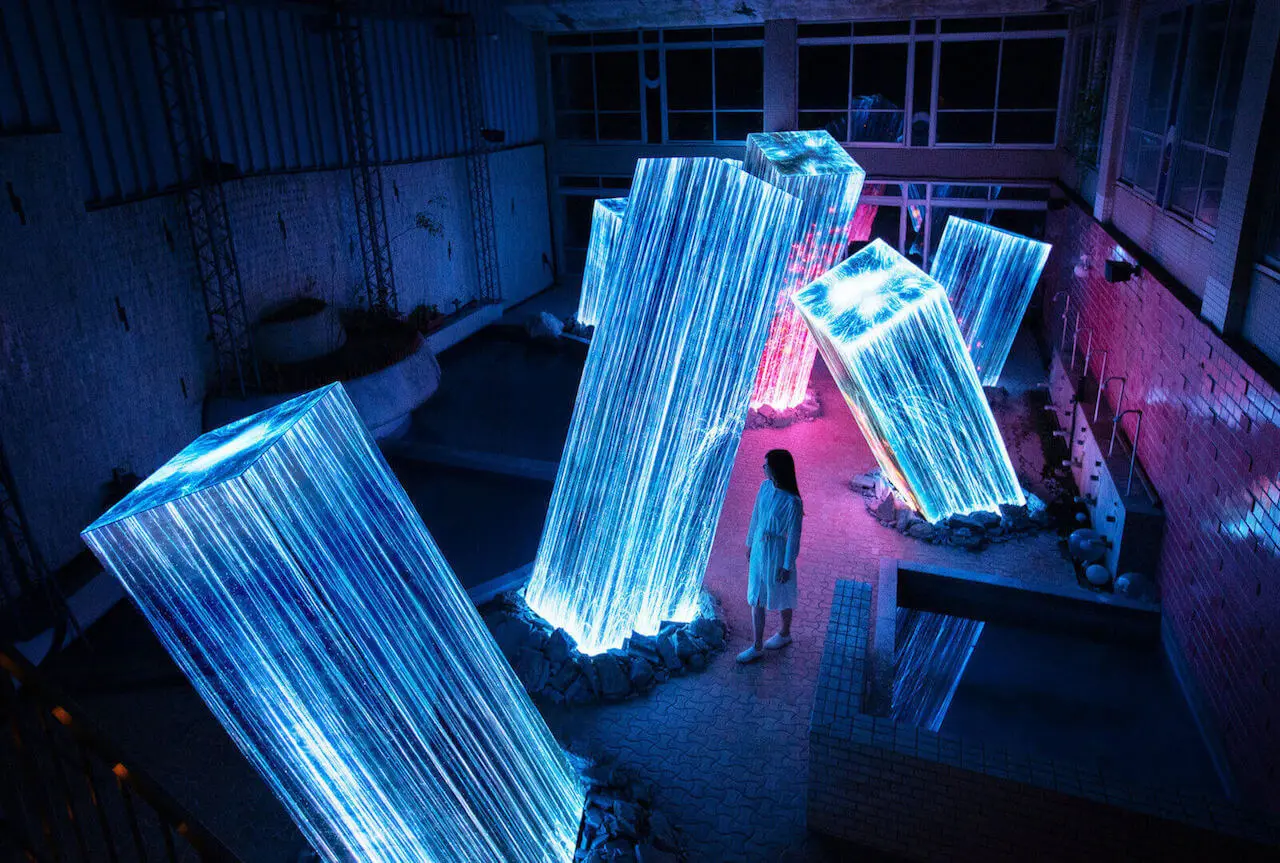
0;645;243;862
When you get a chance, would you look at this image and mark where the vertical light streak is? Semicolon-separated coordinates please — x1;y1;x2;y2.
525;157;803;654
81;385;582;863
576;197;628;328
792;239;1025;523
746;131;866;411
928;216;1052;386
892;608;984;732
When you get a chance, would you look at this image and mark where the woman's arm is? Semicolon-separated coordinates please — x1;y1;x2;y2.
778;505;802;581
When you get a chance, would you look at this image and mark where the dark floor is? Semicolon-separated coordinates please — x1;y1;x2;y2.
943;622;1224;795
34;315;1227;862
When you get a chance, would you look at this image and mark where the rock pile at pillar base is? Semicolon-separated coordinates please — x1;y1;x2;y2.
569;753;687;863
851;468;1053;551
745;390;823;430
481;590;727;704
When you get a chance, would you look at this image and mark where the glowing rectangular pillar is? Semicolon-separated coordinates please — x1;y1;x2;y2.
793;239;1024;522
525;157;802;654
82;385;582;863
576;197;627;327
746;131;866;410
929;216;1051;386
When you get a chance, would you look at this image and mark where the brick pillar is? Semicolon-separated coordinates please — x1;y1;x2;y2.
1093;0;1143;222
764;19;797;133
1201;3;1280;333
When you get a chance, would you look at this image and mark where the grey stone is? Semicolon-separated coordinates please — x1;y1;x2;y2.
611;799;642;837
685;650;707;671
673;628;707;660
872;494;896;522
578;655;601;696
906;522;936;541
947;513;985;531
655;633;680;670
851;470;879;490
596;654;630;699
548;661;581;693
628;657;655;691
626;632;662;663
894;508;912;531
514;647;549;691
972;510;1002;528
690;616;725;649
545;628;576;664
563;674;595;704
491;617;534;659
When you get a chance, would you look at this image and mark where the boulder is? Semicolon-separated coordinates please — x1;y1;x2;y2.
655;633;681;671
596;655;630;699
690;616;725;649
578;655;602;696
873;494;896;522
545;628;576;664
628;658;655;692
906;522;936;541
491;617;534;660
548;661;581;693
514;648;550;692
674;629;707;661
626;632;663;663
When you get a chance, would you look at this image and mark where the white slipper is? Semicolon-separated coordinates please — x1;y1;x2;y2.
764;633;792;650
736;645;764;664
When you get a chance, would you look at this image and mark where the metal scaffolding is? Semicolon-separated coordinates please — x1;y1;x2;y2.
145;2;258;396
332;4;398;313
453;13;501;304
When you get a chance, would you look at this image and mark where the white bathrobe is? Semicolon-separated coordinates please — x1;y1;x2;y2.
746;479;803;611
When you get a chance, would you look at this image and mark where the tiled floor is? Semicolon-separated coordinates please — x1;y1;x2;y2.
537;342;1077;863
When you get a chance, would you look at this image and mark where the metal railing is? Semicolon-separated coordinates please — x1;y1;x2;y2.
0;646;242;863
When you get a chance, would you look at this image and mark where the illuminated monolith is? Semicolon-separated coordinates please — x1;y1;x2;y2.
929;216;1051;385
82;385;582;863
793;239;1024;522
577;197;627;327
746;131;866;410
525;157;803;654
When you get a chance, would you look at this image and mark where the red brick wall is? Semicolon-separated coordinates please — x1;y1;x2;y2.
1040;199;1280;812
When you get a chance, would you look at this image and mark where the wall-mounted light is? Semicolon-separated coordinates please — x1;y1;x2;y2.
1104;259;1140;283
1073;253;1091;280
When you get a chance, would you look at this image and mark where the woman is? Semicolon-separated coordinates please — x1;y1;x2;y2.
737;448;803;664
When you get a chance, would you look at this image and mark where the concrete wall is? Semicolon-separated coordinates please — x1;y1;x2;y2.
1040;197;1280;812
0;133;552;576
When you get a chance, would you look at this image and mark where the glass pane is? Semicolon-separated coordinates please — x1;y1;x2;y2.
853;43;908;108
869;204;902;251
715;26;763;41
595;53;640;111
559;176;600;188
849;110;904;143
551;54;594;111
1005;14;1069;31
715;111;763;142
798;23;851;38
853;21;910;36
1133;133;1163;195
1143;14;1183;132
938;41;999;109
666;49;713;109
601;176;632;189
564;195;598;248
912;41;933;145
1168;143;1205;215
594;31;640;46
994;110;1057;144
1177;3;1228;147
941;17;1002;33
665;28;713;43
646;85;662;144
937;111;994;144
1210;2;1254;151
988;209;1048;240
715;47;764;108
1197;152;1227;227
597;112;642;141
999;38;1064;109
799;110;848;140
799;45;851;110
555;112;595;141
667;111;713;140
549;34;590;48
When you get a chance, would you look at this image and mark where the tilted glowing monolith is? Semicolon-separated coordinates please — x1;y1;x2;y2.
82;385;582;863
576;197;627;327
929;216;1051;386
746;131;866;410
526;157;803;654
793;240;1024;522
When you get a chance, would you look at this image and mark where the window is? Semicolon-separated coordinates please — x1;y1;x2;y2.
1121;1;1252;227
548;28;762;144
1066;19;1115;167
798;16;1066;148
558;176;632;272
858;182;1050;268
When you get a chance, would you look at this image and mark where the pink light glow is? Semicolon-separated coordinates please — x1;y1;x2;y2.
750;185;883;410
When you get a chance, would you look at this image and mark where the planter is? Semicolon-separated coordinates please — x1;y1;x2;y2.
255;298;346;365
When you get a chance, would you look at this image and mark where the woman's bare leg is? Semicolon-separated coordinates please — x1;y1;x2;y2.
780;608;793;638
752;605;767;650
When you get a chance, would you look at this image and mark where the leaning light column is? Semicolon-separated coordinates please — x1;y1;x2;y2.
928;216;1051;386
525;157;803;654
576;197;628;327
82;385;582;863
746;131;866;410
793;239;1024;523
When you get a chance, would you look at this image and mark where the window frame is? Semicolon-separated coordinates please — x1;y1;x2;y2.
796;16;1068;150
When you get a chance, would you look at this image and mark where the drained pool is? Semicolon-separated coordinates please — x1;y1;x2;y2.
938;621;1225;796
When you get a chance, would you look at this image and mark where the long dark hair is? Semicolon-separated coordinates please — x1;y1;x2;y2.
766;449;800;498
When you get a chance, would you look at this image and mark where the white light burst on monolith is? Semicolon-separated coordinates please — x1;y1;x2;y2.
929;216;1051;385
793;240;1024;522
577;197;627;327
746;131;865;410
526;157;802;654
81;385;582;863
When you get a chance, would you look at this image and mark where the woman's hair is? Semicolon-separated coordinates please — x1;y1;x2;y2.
766;449;801;498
